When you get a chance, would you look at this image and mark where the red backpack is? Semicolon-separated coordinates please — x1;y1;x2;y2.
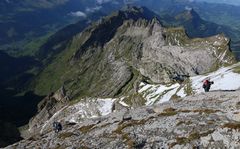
204;80;209;85
203;80;209;88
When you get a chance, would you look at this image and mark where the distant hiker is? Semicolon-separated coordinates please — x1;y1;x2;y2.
53;121;62;133
202;79;214;92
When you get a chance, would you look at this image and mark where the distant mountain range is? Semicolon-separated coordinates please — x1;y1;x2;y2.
1;0;240;57
195;0;240;6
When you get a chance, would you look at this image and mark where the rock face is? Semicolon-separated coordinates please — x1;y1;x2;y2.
27;87;69;136
6;91;240;149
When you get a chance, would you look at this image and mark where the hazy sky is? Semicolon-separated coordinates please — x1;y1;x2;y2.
196;0;240;6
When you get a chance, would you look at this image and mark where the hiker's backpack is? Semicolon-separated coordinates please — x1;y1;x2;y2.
203;80;209;88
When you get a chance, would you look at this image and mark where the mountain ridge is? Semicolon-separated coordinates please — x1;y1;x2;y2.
32;6;235;98
21;7;237;139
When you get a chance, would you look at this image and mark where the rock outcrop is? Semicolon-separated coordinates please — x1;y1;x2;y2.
27;86;69;136
6;90;240;149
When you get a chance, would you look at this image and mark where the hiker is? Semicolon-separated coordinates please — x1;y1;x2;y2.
53;121;62;133
202;79;214;92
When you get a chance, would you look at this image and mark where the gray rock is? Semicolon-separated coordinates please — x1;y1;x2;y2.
6;90;240;149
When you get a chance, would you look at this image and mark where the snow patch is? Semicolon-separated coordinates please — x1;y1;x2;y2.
138;82;181;105
66;98;116;123
158;86;180;104
176;87;187;98
119;97;129;107
98;98;116;116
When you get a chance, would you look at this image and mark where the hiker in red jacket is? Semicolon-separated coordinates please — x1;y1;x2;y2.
202;79;214;92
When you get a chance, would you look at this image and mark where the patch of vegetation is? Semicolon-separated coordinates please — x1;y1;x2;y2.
193;109;220;114
141;86;154;98
176;121;185;126
54;144;66;149
170;130;214;147
123;93;146;107
176;120;192;126
233;65;240;74
79;125;95;134
188;131;201;140
58;132;74;139
32;32;85;95
179;109;192;113
164;27;189;46
149;93;160;100
158;107;178;117
22;33;52;56
223;123;240;130
78;146;90;149
207;120;215;125
183;79;193;96
236;101;240;109
179;108;220;114
113;119;149;149
171;94;181;101
122;133;134;149
113;120;146;135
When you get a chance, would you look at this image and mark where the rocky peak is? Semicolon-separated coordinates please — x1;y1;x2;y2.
175;8;201;23
72;6;159;60
188;8;200;19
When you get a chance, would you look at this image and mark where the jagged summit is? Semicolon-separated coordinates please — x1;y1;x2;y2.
71;6;160;60
187;8;200;18
172;8;237;39
175;8;201;23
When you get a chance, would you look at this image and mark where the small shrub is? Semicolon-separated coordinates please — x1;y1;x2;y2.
193;109;220;114
170;130;214;147
58;132;74;139
179;109;192;113
114;120;147;134
79;125;95;133
159;107;177;116
223;123;240;130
